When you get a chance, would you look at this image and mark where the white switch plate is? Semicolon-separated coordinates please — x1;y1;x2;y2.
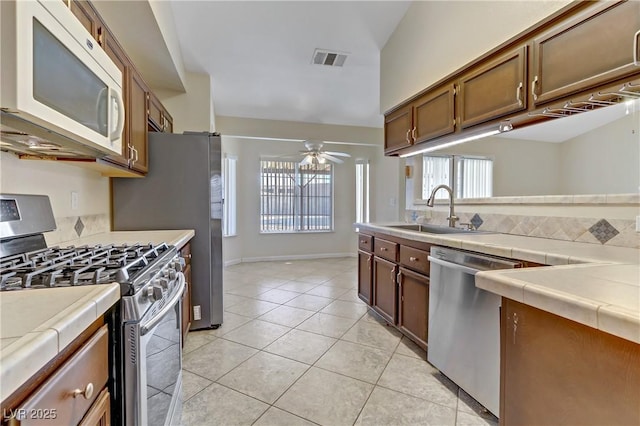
389;197;396;207
193;305;202;321
636;215;640;232
71;191;79;210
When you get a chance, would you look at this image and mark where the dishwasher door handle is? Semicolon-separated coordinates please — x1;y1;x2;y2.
428;256;481;276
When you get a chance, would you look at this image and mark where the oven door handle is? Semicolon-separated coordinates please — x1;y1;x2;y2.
141;273;185;336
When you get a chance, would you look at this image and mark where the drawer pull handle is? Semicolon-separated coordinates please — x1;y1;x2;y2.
380;247;388;251
72;382;94;400
409;256;418;262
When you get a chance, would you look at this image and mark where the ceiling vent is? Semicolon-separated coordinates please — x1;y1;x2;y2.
312;49;348;67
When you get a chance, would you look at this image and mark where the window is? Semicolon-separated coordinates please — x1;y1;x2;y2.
222;154;237;236
355;160;370;223
260;160;333;233
422;155;493;199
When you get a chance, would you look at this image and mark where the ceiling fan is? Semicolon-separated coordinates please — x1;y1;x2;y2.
296;140;351;165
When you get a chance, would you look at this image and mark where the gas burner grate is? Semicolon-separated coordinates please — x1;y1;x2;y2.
0;242;173;292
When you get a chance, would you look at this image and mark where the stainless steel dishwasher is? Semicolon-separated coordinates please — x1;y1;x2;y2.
427;246;521;417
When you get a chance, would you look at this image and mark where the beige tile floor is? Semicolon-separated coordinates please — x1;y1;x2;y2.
181;258;498;426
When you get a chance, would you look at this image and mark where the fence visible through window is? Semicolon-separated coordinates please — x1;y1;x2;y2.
260;160;333;232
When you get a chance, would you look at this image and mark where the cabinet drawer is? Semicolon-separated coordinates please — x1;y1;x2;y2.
358;234;373;253
374;238;398;262
17;325;109;426
399;246;430;275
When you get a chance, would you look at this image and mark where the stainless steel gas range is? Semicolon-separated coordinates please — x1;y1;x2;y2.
0;194;184;426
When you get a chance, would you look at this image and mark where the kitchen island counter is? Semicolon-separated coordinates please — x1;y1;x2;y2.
0;284;120;403
357;223;639;343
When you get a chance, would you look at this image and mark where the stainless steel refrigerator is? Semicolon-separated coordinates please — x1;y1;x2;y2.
112;132;223;330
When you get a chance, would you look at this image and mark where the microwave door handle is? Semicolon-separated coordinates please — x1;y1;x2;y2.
140;273;185;336
110;88;125;142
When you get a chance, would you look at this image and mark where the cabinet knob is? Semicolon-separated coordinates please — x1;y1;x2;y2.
380;247;388;251
186;253;192;259
360;240;367;244
72;382;94;400
409;256;418;262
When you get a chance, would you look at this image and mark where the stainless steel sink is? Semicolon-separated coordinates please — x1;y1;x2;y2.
388;224;489;235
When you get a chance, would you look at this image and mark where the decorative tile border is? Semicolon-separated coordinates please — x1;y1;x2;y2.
45;214;110;246
405;210;640;249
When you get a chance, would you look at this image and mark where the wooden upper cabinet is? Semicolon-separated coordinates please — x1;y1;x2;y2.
67;0;100;39
148;92;173;133
129;69;149;173
413;84;456;144
531;1;640;106
459;46;527;129
384;104;413;153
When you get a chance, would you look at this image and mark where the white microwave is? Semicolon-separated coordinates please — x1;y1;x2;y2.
0;0;124;158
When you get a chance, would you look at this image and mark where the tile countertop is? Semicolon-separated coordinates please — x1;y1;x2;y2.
0;284;120;403
57;229;195;250
357;223;640;344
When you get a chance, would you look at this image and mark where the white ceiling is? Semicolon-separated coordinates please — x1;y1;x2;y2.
168;1;411;128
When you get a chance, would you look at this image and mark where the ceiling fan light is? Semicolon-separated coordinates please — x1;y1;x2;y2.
317;156;326;164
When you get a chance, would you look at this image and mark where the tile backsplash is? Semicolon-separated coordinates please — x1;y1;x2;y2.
405;210;639;249
44;214;109;246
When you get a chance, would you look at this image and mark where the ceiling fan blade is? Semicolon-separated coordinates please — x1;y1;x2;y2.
324;151;351;157
321;153;344;164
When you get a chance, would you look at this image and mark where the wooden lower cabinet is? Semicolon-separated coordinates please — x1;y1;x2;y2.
397;267;429;350
373;257;397;324
357;251;373;304
501;298;640;425
9;324;110;426
79;388;110;426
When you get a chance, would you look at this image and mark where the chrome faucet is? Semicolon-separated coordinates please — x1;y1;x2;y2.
426;184;459;228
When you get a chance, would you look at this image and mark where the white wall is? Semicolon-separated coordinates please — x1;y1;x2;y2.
216;117;401;263
380;0;571;112
559;109;640;195
156;72;214;133
431;137;562;197
0;152;109;218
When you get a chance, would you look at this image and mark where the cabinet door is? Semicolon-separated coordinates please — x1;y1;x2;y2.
459;46;527;129
78;388;110;426
99;28;130;168
413;84;456;144
397;267;428;350
531;1;640;105
373;257;397;324
148;93;164;132
129;70;149;173
384;104;413;153
67;0;100;40
357;251;373;305
501;298;640;424
163;108;174;133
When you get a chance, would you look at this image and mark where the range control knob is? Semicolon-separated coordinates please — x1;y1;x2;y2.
159;278;169;289
152;285;163;300
168;268;177;280
145;286;155;301
172;261;183;272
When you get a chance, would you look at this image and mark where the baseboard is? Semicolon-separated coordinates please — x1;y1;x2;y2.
223;258;242;267
240;252;356;263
